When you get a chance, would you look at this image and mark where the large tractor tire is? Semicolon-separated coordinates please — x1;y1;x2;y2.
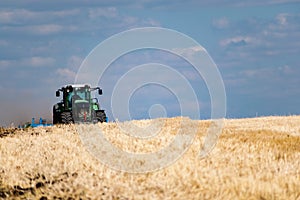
61;112;74;124
96;110;107;123
53;106;61;125
53;114;59;125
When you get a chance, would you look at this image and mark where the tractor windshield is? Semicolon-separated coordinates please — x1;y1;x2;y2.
67;87;91;106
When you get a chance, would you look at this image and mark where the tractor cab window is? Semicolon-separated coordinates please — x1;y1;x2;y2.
67;87;90;106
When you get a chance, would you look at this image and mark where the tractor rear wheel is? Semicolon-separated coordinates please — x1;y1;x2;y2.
61;112;74;124
53;114;59;124
96;110;107;123
53;106;60;125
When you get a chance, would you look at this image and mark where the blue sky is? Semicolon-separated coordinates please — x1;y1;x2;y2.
0;0;299;126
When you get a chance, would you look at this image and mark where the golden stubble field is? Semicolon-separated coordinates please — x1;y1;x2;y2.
0;116;300;199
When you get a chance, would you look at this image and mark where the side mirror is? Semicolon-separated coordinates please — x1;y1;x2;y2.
66;85;73;93
56;90;60;97
98;89;103;95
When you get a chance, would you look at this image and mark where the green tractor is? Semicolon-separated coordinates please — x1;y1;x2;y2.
53;84;107;124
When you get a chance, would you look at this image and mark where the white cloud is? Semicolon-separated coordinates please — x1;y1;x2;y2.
26;57;56;67
88;7;118;19
278;65;293;74
142;18;161;27
0;24;77;35
0;6;160;37
0;57;55;69
276;13;289;25
218;12;300;69
30;24;64;35
172;46;205;56
54;55;83;82
0;9;80;24
122;16;138;24
56;68;77;82
121;16;161;29
0;9;34;24
51;9;81;18
220;36;255;47
0;60;12;69
231;0;300;7
212;17;229;29
241;65;295;79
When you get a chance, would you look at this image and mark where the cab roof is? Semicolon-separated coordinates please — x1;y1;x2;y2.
64;84;91;88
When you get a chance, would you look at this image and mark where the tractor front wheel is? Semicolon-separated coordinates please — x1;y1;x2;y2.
61;112;74;124
96;110;107;123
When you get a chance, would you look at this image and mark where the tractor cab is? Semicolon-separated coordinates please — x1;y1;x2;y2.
67;86;90;107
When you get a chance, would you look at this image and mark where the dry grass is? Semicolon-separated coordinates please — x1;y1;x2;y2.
0;116;300;199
